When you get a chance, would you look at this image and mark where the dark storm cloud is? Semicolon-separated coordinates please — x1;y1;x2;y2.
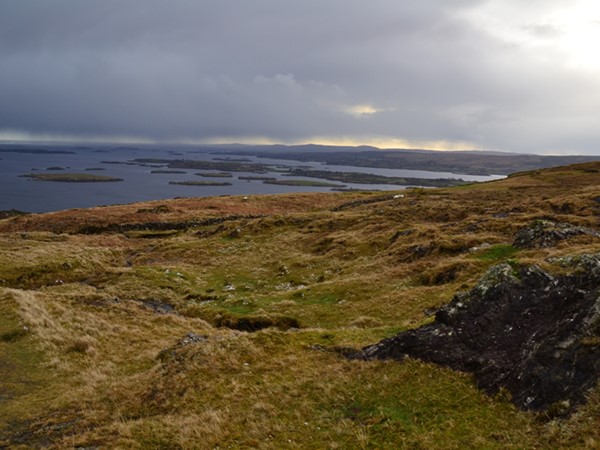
1;0;600;153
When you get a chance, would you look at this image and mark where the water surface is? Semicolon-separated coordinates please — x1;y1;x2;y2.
0;145;503;213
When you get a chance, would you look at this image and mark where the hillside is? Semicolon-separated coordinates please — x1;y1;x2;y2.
1;163;600;448
217;144;600;175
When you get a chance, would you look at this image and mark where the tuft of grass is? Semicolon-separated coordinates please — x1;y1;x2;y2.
475;244;519;262
349;316;384;328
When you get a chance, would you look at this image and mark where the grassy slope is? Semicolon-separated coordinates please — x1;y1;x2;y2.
0;163;599;448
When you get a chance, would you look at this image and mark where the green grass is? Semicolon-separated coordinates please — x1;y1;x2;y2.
474;244;519;262
0;296;50;436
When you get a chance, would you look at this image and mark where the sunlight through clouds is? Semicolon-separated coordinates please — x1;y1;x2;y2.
342;104;387;118
464;0;600;71
553;0;600;70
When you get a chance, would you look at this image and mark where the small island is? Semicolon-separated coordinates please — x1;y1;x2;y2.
213;157;252;162
238;176;278;181
195;172;233;178
169;180;232;186
0;148;75;155
150;169;187;174
21;173;124;182
101;160;139;166
283;169;468;187
133;158;271;173
263;179;346;188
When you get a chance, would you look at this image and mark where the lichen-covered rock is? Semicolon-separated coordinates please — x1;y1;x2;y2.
472;263;518;296
550;253;600;277
513;220;600;248
359;256;600;414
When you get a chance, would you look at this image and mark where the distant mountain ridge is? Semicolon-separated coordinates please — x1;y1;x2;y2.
213;144;600;175
3;140;599;176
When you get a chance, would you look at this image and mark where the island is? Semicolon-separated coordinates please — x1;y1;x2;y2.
168;180;232;186
281;169;468;187
238;176;278;181
133;158;271;173
101;161;138;166
21;173;124;182
196;172;233;178
213;157;252;162
263;179;346;188
0;147;75;155
216;144;600;176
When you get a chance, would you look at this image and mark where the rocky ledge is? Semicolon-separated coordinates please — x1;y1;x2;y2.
513;219;600;248
358;255;600;415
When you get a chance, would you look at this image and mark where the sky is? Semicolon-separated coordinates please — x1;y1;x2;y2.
1;1;600;154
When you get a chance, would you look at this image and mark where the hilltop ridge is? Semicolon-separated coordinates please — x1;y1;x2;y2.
1;162;599;448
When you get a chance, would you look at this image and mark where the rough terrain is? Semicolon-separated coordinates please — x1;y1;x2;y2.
1;162;599;448
360;257;600;414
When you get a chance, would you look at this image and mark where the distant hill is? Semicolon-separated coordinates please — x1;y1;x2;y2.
212;144;600;175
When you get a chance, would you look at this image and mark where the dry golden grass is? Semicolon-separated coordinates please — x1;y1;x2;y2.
1;162;600;448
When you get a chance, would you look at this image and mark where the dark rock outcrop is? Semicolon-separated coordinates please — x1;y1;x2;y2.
158;332;208;362
513;220;600;248
359;256;600;414
142;300;175;314
215;314;300;332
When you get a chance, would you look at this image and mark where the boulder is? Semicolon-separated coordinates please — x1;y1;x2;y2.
359;256;600;414
513;220;600;248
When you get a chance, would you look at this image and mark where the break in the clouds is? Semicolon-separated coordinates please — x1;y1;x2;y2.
1;0;600;154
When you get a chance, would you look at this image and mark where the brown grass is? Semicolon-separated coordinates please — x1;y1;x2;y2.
1;162;600;448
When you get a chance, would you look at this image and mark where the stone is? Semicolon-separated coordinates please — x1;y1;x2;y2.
513;220;600;248
357;256;600;414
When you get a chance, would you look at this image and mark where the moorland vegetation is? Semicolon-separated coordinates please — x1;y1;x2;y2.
1;163;599;448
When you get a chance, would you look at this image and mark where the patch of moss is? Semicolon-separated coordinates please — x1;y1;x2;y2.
475;244;519;261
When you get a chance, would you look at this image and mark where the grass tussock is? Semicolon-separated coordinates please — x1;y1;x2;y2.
1;162;600;447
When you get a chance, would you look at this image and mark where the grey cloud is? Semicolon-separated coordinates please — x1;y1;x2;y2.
1;0;599;153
